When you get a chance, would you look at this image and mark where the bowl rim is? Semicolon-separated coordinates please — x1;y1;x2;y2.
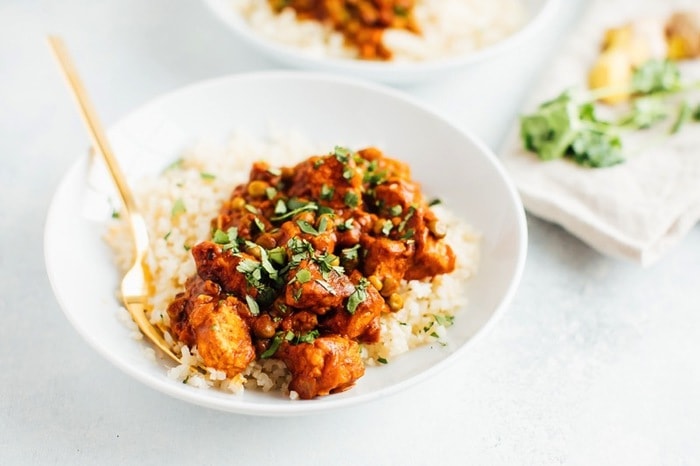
202;0;560;81
45;70;528;415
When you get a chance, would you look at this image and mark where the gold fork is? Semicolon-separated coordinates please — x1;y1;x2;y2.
48;35;182;365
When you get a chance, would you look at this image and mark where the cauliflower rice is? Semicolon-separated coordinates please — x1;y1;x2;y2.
107;130;480;396
232;0;526;61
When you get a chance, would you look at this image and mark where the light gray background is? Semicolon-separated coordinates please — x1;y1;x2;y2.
2;0;699;464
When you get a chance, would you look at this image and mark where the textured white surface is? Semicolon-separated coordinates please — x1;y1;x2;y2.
2;0;700;464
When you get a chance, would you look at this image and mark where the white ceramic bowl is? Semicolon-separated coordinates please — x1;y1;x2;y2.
45;72;527;416
203;0;557;84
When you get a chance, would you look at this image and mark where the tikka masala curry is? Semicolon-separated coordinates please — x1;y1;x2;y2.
167;147;455;399
268;0;419;60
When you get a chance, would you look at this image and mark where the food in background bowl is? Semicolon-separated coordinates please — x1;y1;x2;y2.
106;135;480;399
231;0;526;62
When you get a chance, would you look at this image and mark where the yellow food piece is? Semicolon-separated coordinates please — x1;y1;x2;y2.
603;25;633;50
665;11;700;59
667;36;691;59
588;50;633;104
602;23;652;66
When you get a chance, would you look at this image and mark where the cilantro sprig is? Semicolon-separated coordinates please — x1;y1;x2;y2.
520;59;700;168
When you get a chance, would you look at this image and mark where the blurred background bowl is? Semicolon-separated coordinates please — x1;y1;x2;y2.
203;0;558;84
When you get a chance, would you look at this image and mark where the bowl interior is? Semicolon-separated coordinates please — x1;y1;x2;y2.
203;0;557;83
44;72;526;415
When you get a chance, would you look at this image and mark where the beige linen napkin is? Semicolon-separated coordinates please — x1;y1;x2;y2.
500;0;700;266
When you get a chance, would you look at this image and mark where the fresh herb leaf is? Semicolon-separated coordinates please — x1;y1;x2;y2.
381;219;393;236
434;314;455;327
245;295;260;316
200;172;216;180
297;330;319;344
333;146;351;162
265;186;277;200
164;158;184;172
260;333;283;359
171;198;186;217
346;278;369;314
377;357;388;364
212;229;230;244
268;247;286;265
618;96;668;129
341;244;360;262
320;184;334;201
398;206;416;232
631;59;682;95
253;216;266;233
389;205;402;217
295;269;312;284
337;218;354;231
670;101;692;135
344;191;359;208
297;220;319;236
274;199;287;215
271;200;318;221
520;90;624;167
428;198;442;207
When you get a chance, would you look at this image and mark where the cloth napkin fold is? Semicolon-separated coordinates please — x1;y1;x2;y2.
500;0;700;266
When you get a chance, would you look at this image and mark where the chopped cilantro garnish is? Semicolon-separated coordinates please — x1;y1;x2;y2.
271;200;318;221
260;332;284;359
297;220;319;236
164;158;184;172
320;184;334;201
434;314;455;327
297;329;319;344
245;295;260;316
344;191;359;208
333;146;351;162
274;199;287;215
295;269;312;284
253;216;266;233
347;278;369;314
268;247;286;265
213;227;240;251
318;216;329;233
341;244;360;262
381;219;393;236
337;218;354;231
377;357;388;364
171;198;186;217
265;186;277;200
398;206;416;232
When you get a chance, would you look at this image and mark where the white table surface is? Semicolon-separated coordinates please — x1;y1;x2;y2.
2;1;700;464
